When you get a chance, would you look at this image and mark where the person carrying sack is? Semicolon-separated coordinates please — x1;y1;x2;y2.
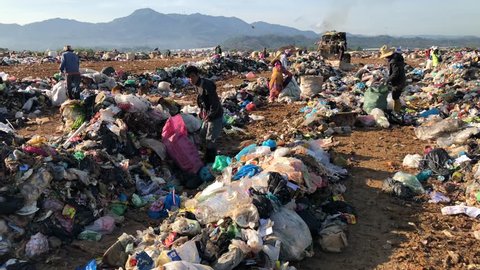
379;45;406;113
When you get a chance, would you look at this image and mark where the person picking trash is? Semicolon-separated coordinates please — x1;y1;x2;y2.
268;59;292;103
185;66;223;163
59;45;81;100
379;44;406;113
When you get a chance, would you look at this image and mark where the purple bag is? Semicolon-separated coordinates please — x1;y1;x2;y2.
162;115;203;174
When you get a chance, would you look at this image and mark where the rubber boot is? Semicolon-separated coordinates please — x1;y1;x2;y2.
393;99;402;113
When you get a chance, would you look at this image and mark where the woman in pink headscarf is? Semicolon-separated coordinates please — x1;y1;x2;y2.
268;60;292;102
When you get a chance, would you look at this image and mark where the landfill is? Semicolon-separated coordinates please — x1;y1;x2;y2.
1;47;480;269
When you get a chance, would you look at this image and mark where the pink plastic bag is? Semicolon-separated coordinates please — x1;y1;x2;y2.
162;115;204;174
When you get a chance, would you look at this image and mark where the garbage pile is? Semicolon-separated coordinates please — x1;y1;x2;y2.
97;137;353;270
380;49;480;223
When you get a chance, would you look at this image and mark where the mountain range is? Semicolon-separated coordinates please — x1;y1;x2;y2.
0;8;317;51
1;8;479;51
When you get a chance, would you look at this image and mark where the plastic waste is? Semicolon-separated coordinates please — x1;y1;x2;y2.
162;115;204;174
198;166;214;182
416;170;432;182
114;94;150;113
363;85;389;114
402;154;422;168
392;172;425;194
235;144;257;161
212;240;249;270
415;118;463;140
175;240;201;264
78;230;102;241
262;139;277;150
466;181;480;206
84;216;115;234
233;164;262;180
163;261;213;270
212;156;231;172
76;259;97;270
25;233;49;257
267;207;312;261
418;108;440;118
441;205;480;218
436;127;480;148
428;191;450;204
181;113;202;133
242;229;263;253
370;108;390;128
171;218;201;236
232;203;259;228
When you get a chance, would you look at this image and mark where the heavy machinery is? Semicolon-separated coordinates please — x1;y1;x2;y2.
317;31;350;63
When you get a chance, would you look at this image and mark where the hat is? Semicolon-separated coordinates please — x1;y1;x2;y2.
379;45;395;59
63;45;73;52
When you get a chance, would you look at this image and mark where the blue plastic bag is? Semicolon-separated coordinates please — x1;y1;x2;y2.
262;139;277;150
76;259;96;270
233;164;261;180
235;144;257;161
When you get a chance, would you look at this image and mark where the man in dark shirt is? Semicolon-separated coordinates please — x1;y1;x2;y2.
185;66;223;163
380;45;406;112
59;45;81;99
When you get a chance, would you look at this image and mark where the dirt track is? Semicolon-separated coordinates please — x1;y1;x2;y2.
4;58;479;270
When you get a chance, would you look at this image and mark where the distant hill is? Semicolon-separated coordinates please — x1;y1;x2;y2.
0;8;318;50
1;9;478;51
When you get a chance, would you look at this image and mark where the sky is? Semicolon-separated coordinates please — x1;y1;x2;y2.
1;0;479;36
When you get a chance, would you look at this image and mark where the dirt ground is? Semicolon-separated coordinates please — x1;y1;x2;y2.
4;57;479;270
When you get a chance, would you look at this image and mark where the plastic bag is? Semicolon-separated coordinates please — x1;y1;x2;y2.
392;172;425;194
212;156;231;172
279;80;301;103
212;240;249;270
45;81;67;106
114;94;150;113
363;85;389;114
25;233;49;257
402;154;422;168
181;113;202;133
436;127;480;148
242;229;263;253
139;138;166;160
414;118;463;140
162;115;204;174
369;108;390;128
233;164;262;180
163;261;213;270
175;240;201;264
84;216;116;235
76;259;97;270
232;203;259;228
267;207;312;261
171;218;201;236
235;144;257;161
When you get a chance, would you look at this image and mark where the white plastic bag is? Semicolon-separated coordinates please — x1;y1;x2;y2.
402;154;422;168
45;81;67;106
279;80;301;103
392;172;425;194
163;261;213;270
181;113;202;133
175;240;201;264
415;118;462;140
369;108;390;128
267;207;312;261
